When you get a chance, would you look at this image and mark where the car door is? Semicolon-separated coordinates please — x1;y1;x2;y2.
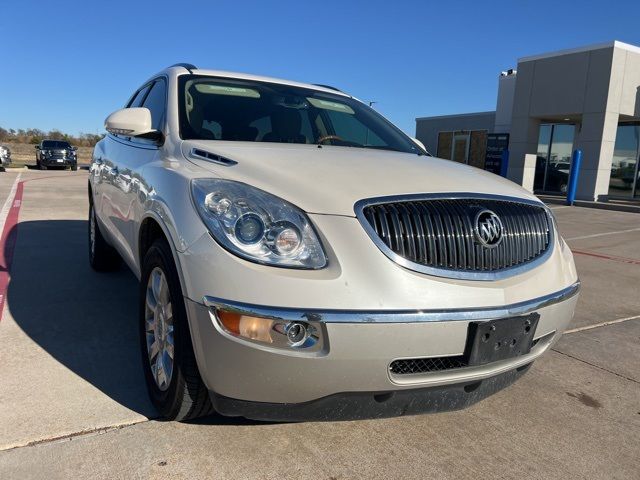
108;78;167;271
98;82;153;266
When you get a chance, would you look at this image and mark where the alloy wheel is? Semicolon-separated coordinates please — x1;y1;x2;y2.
144;267;175;391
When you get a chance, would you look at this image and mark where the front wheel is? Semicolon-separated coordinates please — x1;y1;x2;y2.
140;238;213;421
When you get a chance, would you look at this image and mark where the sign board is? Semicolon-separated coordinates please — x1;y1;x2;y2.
484;133;510;175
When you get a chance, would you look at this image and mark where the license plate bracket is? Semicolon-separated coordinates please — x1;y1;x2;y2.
466;313;539;366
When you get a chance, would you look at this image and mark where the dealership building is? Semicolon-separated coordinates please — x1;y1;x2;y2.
415;41;640;202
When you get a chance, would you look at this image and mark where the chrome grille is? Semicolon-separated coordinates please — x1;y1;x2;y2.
358;196;552;279
50;151;66;159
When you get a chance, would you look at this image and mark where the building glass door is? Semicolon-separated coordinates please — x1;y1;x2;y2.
608;123;640;198
534;124;575;193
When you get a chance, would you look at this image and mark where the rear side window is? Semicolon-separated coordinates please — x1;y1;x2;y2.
142;80;167;131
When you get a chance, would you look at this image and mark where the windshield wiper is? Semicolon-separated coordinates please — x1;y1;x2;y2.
360;145;413;154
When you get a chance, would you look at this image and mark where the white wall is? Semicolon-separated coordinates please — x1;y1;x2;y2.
495;74;516;133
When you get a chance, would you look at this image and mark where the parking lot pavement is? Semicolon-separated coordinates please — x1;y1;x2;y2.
0;172;638;479
0;171;154;451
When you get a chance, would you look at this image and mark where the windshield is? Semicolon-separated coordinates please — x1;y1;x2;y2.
42;141;71;149
178;75;424;155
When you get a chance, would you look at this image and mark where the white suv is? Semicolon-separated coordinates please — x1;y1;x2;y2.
89;63;579;421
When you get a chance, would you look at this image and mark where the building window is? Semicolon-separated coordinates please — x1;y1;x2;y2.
437;132;453;159
608;123;640;198
436;130;487;167
469;131;488;168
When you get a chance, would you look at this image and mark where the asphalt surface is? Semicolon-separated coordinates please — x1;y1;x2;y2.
0;170;638;479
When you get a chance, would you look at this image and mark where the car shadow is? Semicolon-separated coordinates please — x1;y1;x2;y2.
6;219;264;425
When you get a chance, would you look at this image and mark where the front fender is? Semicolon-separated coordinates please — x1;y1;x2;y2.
138;159;210;296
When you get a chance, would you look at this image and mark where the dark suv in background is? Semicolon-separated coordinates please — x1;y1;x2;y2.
35;140;78;170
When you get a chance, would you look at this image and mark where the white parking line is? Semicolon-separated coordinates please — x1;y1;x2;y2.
565;227;640;241
564;314;640;334
0;173;22;235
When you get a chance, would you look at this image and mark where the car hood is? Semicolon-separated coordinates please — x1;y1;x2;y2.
181;141;540;217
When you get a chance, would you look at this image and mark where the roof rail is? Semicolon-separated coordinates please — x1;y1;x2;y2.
170;63;197;73
313;83;342;92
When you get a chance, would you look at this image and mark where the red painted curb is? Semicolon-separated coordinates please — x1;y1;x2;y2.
572;248;640;266
0;181;25;318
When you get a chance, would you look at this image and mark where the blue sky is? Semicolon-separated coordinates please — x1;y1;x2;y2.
2;0;640;137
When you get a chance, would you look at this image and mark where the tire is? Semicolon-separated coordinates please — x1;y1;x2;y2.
71;165;78;171
40;163;47;170
88;203;121;271
140;238;213;421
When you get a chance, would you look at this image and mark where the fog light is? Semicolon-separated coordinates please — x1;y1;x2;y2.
215;310;321;350
286;322;308;346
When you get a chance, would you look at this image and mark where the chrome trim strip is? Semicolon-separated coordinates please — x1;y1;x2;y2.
203;281;580;324
189;148;237;166
354;193;556;281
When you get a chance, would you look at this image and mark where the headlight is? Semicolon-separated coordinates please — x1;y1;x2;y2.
191;178;327;269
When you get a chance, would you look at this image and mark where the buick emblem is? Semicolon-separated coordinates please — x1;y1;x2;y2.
474;209;503;247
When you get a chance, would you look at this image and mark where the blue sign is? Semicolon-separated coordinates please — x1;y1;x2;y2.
484;133;510;175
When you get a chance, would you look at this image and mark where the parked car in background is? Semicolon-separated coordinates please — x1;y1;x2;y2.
89;64;579;422
551;161;571;175
35;140;78;170
535;156;569;193
0;145;11;167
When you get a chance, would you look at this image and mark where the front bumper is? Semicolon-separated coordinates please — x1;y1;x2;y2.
185;282;579;416
210;364;532;421
41;158;76;167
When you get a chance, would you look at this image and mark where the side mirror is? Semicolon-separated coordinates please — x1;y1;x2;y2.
105;108;162;142
411;137;427;151
70;146;78;151
35;145;40;149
